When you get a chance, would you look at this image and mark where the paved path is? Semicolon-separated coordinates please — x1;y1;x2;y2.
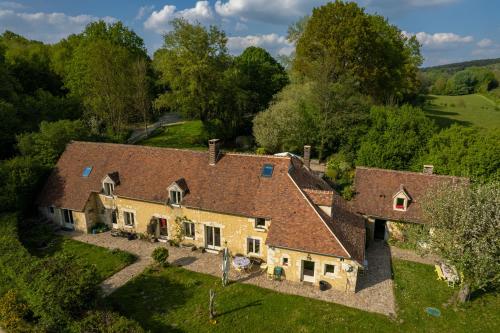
64;231;396;316
127;113;182;144
390;246;441;265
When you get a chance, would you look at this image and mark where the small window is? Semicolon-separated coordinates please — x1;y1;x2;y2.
82;166;92;177
48;206;54;214
170;190;182;205
395;197;406;210
124;211;135;227
324;264;335;276
261;164;274;177
62;209;74;224
255;218;266;229
247;238;261;255
282;257;289;266
103;182;114;196
183;222;195;239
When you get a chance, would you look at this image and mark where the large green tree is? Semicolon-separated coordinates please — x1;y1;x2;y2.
421;182;500;303
64;21;151;137
356;105;437;170
294;1;422;103
153;18;229;122
415;125;500;182
234;46;288;115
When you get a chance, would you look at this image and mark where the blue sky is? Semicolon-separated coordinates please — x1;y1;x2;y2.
0;0;498;66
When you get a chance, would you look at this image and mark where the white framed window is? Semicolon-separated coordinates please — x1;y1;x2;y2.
103;182;114;196
247;237;261;255
124;211;135;227
62;209;74;224
170;190;182;205
324;264;335;277
394;196;407;211
282;257;289;266
183;222;195;239
255;218;266;230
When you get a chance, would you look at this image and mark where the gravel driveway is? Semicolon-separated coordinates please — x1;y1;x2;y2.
63;231;396;316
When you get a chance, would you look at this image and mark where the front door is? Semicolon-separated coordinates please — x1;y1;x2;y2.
205;226;221;250
159;218;168;239
302;260;315;283
62;209;75;229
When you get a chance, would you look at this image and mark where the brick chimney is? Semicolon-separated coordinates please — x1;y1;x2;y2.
423;165;434;175
303;145;311;169
209;139;220;165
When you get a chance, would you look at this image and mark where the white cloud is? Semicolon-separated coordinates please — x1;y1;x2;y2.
0;9;115;43
215;0;323;24
227;33;293;55
404;31;474;48
477;38;493;48
144;1;214;33
0;1;25;10
135;5;154;21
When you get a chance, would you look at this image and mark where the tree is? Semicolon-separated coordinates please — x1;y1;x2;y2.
131;58;153;134
421;182;500;303
253;83;317;153
0;101;20;159
415;125;500;183
233;46;288;115
446;70;477;95
64;21;150;137
17;119;89;167
294;1;422;103
153;18;229;123
356;105;437;170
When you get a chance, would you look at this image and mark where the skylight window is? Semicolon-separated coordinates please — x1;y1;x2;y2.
82;166;93;177
261;164;274;177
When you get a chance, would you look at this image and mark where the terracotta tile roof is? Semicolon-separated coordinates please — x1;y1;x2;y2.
37;141;364;262
352;166;469;223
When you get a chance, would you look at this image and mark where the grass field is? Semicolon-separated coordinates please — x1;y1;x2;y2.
424;94;500;129
107;260;499;333
139;120;207;150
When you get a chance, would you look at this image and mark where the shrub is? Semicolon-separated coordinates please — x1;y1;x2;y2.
0;290;32;332
255;147;267;155
152;247;169;267
70;310;144;333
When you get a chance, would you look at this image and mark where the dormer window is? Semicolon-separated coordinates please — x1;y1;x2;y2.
255;218;266;230
168;178;187;206
103;182;114;196
393;185;410;211
170;190;182;205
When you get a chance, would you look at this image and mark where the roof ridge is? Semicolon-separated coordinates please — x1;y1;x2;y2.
356;166;469;180
70;141;208;155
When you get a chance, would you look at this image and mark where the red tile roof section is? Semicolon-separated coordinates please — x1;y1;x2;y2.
352;166;469;223
37;141;364;261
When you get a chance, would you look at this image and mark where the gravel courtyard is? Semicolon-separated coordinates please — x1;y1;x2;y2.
63;231;396;316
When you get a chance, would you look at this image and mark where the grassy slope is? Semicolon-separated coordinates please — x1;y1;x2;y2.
139;120;207;150
424;94;500;129
107;260;499;333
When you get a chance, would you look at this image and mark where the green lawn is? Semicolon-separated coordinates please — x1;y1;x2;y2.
424;94;500;129
21;224;136;281
139;120;207;150
107;260;499;333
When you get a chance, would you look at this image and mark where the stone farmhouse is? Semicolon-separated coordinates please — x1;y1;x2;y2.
37;141;365;292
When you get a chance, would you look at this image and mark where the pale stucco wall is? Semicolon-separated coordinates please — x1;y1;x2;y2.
267;246;359;292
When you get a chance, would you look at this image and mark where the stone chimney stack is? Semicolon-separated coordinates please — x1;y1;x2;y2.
303;145;311;169
423;165;434;175
209;139;220;165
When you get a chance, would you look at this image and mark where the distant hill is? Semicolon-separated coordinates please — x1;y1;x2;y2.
421;58;500;73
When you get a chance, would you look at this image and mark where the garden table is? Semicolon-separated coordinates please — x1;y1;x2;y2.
232;256;251;270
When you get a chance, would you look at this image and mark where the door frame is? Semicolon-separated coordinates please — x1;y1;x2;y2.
301;260;316;283
61;208;75;229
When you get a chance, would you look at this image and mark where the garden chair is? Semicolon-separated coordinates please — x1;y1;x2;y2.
434;265;445;281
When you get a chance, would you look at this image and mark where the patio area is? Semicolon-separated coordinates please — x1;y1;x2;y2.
62;230;396;316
